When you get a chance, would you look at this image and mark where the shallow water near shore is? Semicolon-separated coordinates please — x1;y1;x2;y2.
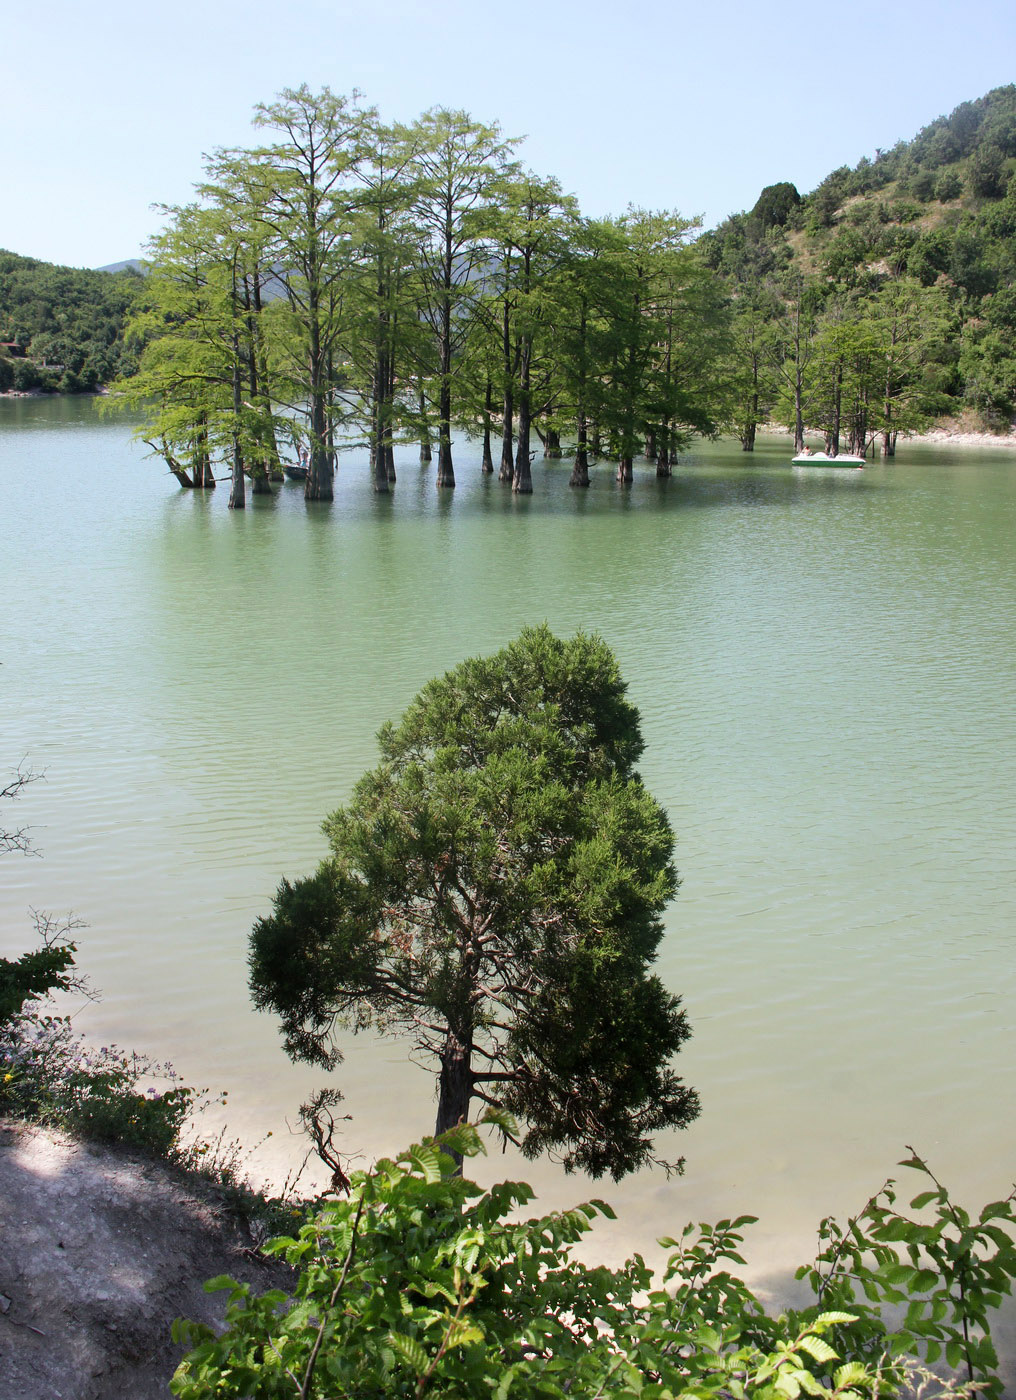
2;398;1015;1302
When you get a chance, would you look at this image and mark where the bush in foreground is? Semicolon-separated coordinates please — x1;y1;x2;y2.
171;1114;1015;1399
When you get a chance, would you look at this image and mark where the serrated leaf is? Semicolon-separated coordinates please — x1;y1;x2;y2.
945;1340;964;1370
815;1312;856;1327
388;1331;429;1375
797;1335;838;1365
410;1144;442;1183
834;1362;870;1388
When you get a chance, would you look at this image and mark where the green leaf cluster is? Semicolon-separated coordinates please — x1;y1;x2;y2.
172;1120;1007;1399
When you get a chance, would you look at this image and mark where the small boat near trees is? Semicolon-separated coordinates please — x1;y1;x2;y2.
284;463;309;482
792;451;865;467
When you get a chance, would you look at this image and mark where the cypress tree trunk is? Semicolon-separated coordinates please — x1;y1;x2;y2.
570;413;590;487
193;421;215;489
435;230;455;487
500;297;516;481
513;340;533;494
545;427;562;458
229;340;246;511
616;455;633;485
373;350;389;493
824;364;842;457
499;387;514;482
481;379;494;473
305;333;333;501
794;363;805;454
158;442;193;488
437;372;455;487
418;387;432;463
251;276;283;482
656;441;671;478
645;431;657;462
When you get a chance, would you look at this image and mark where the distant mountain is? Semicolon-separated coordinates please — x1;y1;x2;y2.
96;258;146;274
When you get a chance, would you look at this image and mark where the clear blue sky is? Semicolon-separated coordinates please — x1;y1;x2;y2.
6;0;1015;268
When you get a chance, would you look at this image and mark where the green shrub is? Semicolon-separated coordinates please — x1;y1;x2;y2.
936;170;964;202
170;1117;1015;1400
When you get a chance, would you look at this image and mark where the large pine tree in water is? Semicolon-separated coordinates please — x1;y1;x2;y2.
249;626;699;1179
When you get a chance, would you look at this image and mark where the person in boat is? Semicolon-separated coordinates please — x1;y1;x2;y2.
799;444;812;456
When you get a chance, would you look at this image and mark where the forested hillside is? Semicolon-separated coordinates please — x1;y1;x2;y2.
703;84;1016;449
0;251;141;393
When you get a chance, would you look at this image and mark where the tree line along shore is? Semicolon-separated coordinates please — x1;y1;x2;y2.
2;83;1015;507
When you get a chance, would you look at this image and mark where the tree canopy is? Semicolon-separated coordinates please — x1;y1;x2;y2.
249;626;698;1180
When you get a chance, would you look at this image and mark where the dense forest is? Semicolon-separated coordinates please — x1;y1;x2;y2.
6;86;1014;491
0;252;141;392
704;83;1016;453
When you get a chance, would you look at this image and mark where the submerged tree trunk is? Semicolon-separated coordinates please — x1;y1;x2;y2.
826;364;842;457
152;439;194;488
570;412;590;487
229;338;246;511
417;386;432;463
616;455;633;485
305;331;333;502
481;379;494;473
740;360;761;451
436;362;454;488
499;386;514;482
372;349;389;493
513;340;533;494
192;417;215;488
794;361;805;454
544;427;562;458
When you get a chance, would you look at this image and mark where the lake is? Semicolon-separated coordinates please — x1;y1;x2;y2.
2;395;1015;1293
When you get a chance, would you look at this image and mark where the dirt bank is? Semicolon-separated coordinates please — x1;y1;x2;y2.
0;1120;292;1400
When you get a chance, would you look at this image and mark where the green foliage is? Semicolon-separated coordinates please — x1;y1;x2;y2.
0;249;140;391
0;942;76;1025
1;994;193;1155
171;1121;1008;1400
752;182;802;230
793;1150;1016;1400
250;627;698;1180
936;170;964;203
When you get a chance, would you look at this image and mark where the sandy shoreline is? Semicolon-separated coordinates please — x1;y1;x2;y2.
765;422;1016;450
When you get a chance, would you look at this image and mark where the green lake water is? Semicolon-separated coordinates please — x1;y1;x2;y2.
2;395;1015;1294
